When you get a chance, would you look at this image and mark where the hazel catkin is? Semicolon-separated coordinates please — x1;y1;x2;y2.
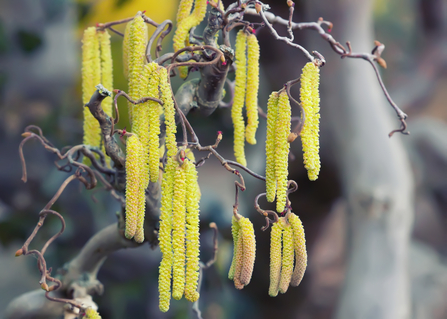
184;160;201;302
124;134;144;240
82;27;101;156
265;92;279;203
275;91;291;213
300;62;321;181
278;221;293;293
269;220;283;297
288;212;307;287
84;308;101;319
172;163;187;300
245;33;260;145
232;30;248;167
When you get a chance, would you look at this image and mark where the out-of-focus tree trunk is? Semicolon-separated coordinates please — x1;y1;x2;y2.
307;0;414;318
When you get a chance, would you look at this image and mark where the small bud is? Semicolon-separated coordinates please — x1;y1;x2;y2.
376;57;387;69
255;3;262;13
287;132;298;143
121;128;127;137
41;283;49;291
21;132;32;138
220;54;226;63
209;222;217;228
241;3;247;9
15;248;23;257
287;0;295;7
208;1;218;8
180;149;186;162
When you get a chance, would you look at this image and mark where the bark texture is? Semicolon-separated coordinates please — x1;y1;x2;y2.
307;0;414;318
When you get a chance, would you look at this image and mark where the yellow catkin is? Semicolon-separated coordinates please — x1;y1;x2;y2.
245;33;260;145
98;30;113;116
275;91;291;213
265;92;279;203
132;63;159;243
127;13;148;126
84;308;101;319
239;217;256;286
279;220;293;293
300;62;321;181
125;135;143;239
184;160;201;302
158;157;176;312
176;0;194;24
98;29;113;168
269;221;283;297
232;30;247;166
172;164;187;300
82;27;101;153
233;221;245;290
159;68;178;158
288;212;307;287
173;0;208;78
228;215;241;280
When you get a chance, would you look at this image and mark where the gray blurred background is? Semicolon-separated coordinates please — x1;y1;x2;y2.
1;0;447;318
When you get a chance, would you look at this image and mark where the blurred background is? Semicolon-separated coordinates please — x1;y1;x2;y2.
1;0;447;318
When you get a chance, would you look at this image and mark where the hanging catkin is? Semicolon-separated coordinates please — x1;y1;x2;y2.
173;0;208;78
232;30;247;166
84;308;101;319
288;212;307;287
245;33;260;145
228;214;256;289
125;13;148;126
278;221;294;293
124;134;144;239
184;159;201;302
269;220;283;297
300;62;321;181
82;27;101;154
172;163;187;300
158;158;176;312
265;92;279;203
275;91;291;213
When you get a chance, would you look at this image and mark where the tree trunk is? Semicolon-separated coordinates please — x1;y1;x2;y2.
306;0;414;318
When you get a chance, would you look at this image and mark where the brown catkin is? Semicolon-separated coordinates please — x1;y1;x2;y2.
239;217;256;286
288;212;307;287
269;220;283;297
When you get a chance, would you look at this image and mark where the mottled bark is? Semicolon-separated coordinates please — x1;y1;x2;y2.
307;0;414;318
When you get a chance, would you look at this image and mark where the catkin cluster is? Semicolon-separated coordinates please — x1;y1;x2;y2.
232;30;260;167
300;62;321;181
84;308;102;319
121;15;179;244
265;91;292;212
158;158;201;312
81;27;113;160
228;214;256;290
123;12;148;124
269;213;307;297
